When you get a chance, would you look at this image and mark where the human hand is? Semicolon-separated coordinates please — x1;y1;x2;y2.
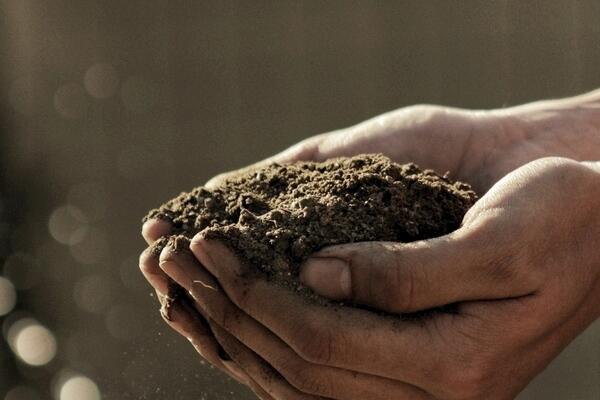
139;102;495;397
142;209;333;400
138;229;275;398
203;89;600;194
140;91;600;398
160;157;600;399
141;90;600;318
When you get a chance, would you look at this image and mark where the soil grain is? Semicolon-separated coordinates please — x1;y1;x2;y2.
145;154;477;295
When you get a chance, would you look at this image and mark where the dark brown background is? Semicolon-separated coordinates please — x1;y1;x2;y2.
1;1;599;399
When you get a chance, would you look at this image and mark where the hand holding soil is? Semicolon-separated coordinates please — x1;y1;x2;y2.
140;91;600;399
144;154;477;308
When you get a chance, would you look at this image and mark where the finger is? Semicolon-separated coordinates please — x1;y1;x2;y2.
236;373;277;400
159;245;430;399
142;218;172;244
210;322;329;400
157;291;250;386
299;223;540;313
190;279;432;399
190;237;442;388
245;383;276;400
158;239;214;320
139;243;171;296
157;246;274;399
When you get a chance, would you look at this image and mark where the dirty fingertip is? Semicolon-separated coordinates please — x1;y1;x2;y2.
142;218;172;244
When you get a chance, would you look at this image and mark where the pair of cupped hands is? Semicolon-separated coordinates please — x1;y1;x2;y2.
140;93;600;400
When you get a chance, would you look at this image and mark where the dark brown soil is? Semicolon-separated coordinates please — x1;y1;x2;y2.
144;154;477;305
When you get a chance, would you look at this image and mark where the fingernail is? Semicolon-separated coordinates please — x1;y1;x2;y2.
300;257;351;300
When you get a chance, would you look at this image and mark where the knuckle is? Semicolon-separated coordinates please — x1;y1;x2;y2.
226;278;251;309
527;157;592;193
279;360;329;395
293;322;335;365
291;371;329;395
353;243;418;312
484;240;542;292
295;335;330;365
273;355;303;378
217;305;238;331
203;293;239;331
387;255;418;312
464;222;542;292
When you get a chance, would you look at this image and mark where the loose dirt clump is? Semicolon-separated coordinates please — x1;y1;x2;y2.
145;154;477;303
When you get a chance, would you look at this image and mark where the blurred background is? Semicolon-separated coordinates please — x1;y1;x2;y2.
1;1;599;399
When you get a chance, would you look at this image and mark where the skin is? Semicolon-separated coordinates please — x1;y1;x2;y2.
140;90;600;399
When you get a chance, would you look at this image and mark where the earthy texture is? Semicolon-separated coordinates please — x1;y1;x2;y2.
145;154;477;304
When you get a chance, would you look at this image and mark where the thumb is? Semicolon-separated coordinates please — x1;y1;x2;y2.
299;227;536;313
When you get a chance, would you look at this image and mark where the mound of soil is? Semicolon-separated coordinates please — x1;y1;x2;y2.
145;154;477;307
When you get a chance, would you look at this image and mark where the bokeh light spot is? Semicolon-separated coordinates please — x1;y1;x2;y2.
0;277;17;316
84;63;119;99
48;206;88;245
8;319;57;366
4;386;41;400
59;375;101;400
2;312;30;342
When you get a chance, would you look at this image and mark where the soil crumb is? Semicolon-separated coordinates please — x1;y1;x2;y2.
144;154;477;302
